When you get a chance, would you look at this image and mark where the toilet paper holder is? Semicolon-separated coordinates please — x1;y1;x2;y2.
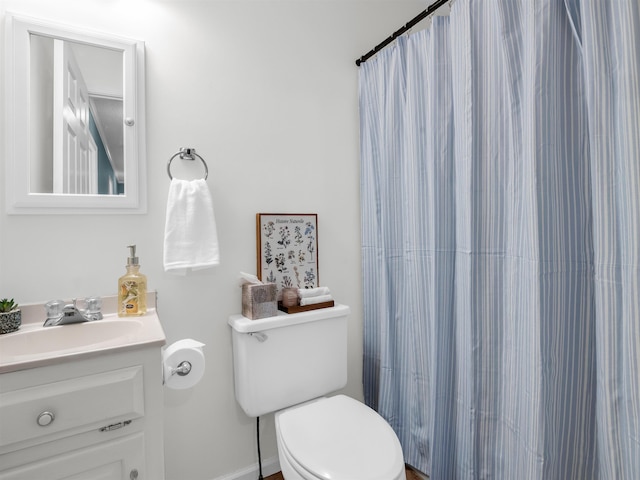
170;361;192;377
162;339;205;389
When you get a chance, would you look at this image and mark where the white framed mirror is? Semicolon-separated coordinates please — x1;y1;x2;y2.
4;13;146;214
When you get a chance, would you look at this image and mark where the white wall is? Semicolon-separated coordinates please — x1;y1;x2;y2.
0;1;424;478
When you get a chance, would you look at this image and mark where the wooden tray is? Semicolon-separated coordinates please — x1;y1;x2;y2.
277;300;335;314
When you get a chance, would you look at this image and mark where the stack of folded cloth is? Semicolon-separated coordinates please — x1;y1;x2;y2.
298;286;333;306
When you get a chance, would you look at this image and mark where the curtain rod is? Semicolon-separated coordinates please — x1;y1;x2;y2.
355;0;450;66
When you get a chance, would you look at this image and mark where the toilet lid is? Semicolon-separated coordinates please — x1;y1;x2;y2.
277;395;404;480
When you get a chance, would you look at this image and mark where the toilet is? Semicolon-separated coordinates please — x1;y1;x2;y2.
229;304;405;480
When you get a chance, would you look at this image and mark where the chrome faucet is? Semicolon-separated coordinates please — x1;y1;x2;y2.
43;297;103;327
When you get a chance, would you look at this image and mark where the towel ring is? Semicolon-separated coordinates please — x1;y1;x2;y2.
167;147;209;180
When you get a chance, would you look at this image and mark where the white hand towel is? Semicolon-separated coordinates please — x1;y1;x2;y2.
299;294;333;306
298;287;331;298
164;178;220;274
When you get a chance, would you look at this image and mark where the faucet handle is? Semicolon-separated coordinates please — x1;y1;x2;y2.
44;299;66;318
83;296;103;321
84;296;102;314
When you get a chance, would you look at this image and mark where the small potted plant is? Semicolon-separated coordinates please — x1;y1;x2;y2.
0;298;21;334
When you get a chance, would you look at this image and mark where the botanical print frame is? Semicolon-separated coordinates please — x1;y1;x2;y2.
256;213;319;296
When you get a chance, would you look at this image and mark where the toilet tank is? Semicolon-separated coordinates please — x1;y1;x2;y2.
228;304;350;417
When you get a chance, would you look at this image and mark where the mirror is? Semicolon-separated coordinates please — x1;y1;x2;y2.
30;35;124;195
5;14;146;214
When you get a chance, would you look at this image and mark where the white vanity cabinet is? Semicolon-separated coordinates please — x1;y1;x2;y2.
0;346;165;480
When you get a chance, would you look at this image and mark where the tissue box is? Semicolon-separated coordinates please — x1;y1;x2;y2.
242;283;277;320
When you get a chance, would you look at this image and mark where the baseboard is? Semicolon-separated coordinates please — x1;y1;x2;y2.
212;456;280;480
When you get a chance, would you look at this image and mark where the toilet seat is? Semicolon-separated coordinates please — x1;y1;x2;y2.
275;395;405;480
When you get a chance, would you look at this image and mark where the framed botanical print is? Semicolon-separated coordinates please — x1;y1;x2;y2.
256;213;319;296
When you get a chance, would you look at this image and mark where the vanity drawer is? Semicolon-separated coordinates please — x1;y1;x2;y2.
0;366;144;449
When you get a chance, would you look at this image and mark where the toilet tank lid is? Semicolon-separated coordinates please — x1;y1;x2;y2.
228;304;350;333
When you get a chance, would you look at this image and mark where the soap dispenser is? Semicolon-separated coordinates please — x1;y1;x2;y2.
118;244;147;316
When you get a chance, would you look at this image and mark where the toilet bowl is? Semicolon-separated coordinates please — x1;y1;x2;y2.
275;395;405;480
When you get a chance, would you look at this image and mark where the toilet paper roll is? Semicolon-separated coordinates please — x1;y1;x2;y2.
163;339;206;390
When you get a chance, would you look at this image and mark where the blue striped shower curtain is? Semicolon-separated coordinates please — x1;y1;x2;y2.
359;1;640;479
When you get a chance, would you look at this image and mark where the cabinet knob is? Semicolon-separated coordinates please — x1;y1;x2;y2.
130;469;139;479
37;411;55;426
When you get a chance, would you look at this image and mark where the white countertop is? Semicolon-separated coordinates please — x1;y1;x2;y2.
0;293;166;374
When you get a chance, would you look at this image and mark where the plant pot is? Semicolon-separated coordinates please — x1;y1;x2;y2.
0;308;21;334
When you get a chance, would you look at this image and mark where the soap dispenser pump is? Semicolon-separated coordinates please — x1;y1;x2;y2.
118;244;147;317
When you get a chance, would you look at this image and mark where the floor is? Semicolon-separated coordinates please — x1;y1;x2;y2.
266;465;426;479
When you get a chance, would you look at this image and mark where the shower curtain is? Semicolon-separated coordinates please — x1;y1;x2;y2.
359;1;640;479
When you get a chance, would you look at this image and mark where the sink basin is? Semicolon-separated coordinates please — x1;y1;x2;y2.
0;312;166;373
1;319;143;358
